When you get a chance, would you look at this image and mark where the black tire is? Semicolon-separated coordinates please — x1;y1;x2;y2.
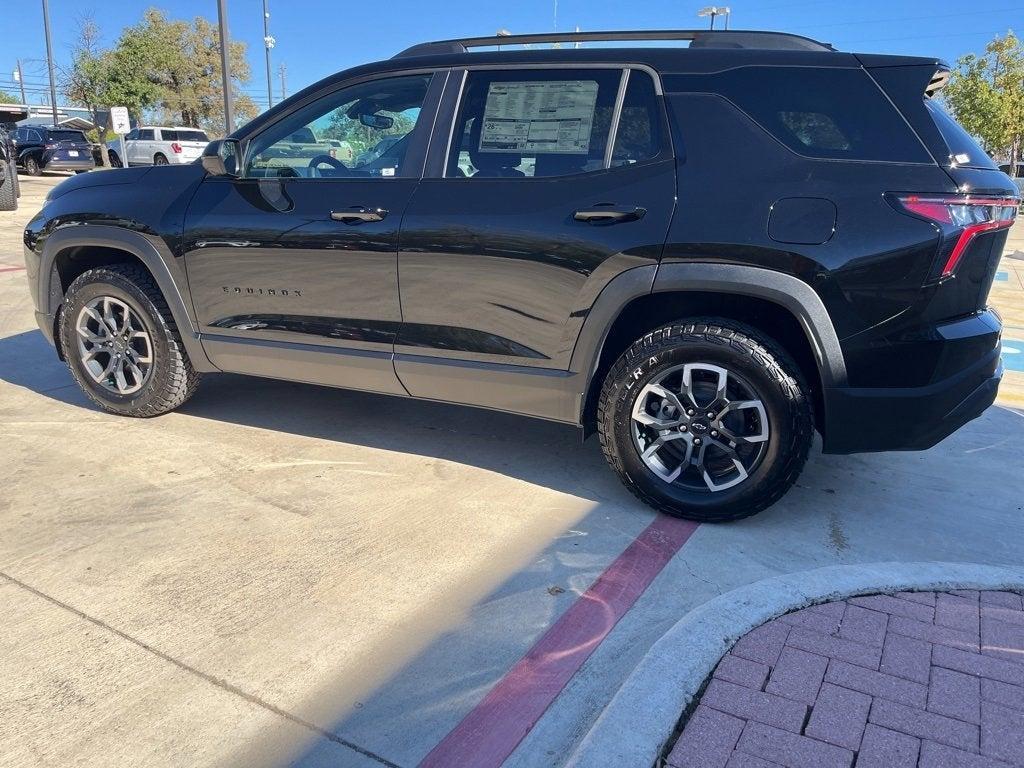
75;169;89;175
9;158;20;197
154;153;168;166
108;150;123;168
24;155;41;176
598;318;814;522
59;264;201;417
0;162;15;211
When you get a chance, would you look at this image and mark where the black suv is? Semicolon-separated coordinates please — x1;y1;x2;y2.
12;125;95;175
22;30;1018;521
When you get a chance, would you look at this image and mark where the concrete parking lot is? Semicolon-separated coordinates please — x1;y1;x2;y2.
1;173;1023;768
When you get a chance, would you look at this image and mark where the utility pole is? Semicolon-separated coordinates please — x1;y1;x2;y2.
217;0;235;134
279;63;287;101
41;0;59;126
14;60;27;105
262;0;275;109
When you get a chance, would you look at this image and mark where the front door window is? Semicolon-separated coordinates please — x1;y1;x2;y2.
244;74;432;179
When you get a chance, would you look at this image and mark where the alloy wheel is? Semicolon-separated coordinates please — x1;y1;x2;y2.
631;362;770;492
75;296;154;395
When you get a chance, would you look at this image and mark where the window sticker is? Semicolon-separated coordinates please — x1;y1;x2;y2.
480;80;599;154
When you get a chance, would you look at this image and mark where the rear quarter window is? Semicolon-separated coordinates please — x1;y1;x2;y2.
664;67;931;163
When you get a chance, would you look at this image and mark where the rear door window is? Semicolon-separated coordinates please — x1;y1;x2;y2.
138;129;155;141
446;68;623;178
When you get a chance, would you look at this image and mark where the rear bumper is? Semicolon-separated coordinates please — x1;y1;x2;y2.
823;312;1003;454
43;158;95;172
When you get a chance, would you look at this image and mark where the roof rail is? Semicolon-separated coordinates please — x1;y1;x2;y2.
394;29;834;58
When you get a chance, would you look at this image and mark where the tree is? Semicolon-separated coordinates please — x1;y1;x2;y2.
0;89;18;104
124;9;257;135
944;31;1024;176
61;17;116;165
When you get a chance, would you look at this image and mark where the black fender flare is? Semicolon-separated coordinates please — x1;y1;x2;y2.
38;225;217;371
569;262;848;419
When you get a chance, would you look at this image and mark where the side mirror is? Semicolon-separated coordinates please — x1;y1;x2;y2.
201;139;240;177
359;113;394;130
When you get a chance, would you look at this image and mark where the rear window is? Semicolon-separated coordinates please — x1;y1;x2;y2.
46;130;86;143
926;100;998;170
162;129;208;142
664;67;931;163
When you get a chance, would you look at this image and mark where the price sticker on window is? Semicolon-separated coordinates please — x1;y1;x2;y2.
479;80;598;155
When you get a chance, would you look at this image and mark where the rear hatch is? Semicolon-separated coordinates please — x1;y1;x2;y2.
44;130;92;164
861;56;1018;315
163;129;209;162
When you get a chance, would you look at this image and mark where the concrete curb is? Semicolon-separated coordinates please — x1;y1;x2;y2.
565;561;1024;768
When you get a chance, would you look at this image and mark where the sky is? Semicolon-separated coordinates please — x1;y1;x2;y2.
1;0;1022;111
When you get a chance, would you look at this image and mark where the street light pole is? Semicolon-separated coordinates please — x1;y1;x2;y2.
40;0;59;126
217;0;235;134
262;0;275;109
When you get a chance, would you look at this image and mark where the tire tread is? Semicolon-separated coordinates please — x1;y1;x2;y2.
596;317;814;522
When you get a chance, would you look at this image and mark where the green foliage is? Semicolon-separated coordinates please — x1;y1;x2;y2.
0;89;18;104
61;17;116;163
945;31;1024;173
62;7;258;138
320;109;416;155
124;9;257;135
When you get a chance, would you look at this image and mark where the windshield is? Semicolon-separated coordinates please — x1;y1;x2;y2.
47;130;87;143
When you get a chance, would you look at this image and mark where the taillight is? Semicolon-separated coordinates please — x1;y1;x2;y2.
888;193;1018;279
170;142;182;153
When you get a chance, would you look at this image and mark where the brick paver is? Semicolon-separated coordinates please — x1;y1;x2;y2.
665;591;1024;767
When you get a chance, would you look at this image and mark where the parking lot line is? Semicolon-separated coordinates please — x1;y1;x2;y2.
0;265;26;273
418;514;698;768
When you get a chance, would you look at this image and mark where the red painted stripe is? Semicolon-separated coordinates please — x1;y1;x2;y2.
419;514;699;768
0;266;26;273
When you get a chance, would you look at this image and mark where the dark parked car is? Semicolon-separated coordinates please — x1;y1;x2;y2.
22;30;1018;520
0;126;17;210
12;125;95;175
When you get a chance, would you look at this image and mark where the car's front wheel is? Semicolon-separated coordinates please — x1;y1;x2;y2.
108;150;122;168
598;318;814;522
60;264;201;417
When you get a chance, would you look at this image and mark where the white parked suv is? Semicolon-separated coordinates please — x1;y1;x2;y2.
107;127;210;167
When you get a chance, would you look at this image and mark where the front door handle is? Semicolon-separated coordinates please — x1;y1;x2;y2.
573;206;646;224
331;207;388;224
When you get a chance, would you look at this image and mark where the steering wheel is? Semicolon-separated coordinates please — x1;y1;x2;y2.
307;154;352;177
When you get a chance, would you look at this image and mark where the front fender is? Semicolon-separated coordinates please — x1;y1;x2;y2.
37;225;217;371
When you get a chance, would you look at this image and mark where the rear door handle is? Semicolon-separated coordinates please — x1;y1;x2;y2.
331;206;388;224
573;206;646;224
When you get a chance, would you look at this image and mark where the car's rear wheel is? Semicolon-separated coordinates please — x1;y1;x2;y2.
25;156;41;176
598;318;814;522
154;153;168;166
60;264;201;417
0;170;15;211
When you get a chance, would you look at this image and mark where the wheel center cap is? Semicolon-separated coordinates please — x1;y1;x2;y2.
690;419;710;434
